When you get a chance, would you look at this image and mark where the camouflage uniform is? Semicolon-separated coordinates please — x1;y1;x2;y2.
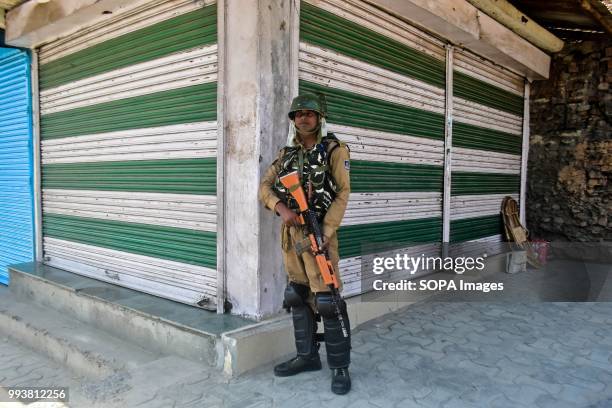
259;133;350;293
258;93;352;395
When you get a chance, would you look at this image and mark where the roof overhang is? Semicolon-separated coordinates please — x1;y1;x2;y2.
366;0;552;80
0;0;23;30
4;0;152;49
6;0;555;80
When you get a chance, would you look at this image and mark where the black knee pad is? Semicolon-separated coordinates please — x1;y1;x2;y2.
315;293;350;368
284;282;310;308
315;292;346;318
284;283;318;356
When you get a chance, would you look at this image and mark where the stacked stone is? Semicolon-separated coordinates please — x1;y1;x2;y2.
528;39;611;242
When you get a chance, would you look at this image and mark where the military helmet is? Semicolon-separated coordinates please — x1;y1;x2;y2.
288;93;327;119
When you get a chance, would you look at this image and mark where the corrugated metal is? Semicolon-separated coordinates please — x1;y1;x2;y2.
449;47;524;245
43;190;217;232
41;122;217;164
44;238;215;305
454;96;522;135
454;48;524;96
0;48;34;284
39;4;217;90
339;218;442;259
451;172;521;195
450;215;504;243
42;159;216;194
351;161;443;193
329;124;443;167
449;181;519;243
43;214;216;269
40;83;217;140
298;0;531;280
453;122;522;155
301;1;445;88
38;1;219;308
41;45;218;115
300;43;445;115
301;81;444;141
454;46;524;116
303;0;445;61
452;147;521;174
450;193;519;220
300;0;446;297
39;0;215;64
454;71;523;116
344;192;442;225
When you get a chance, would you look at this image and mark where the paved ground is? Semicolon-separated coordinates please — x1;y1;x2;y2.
0;336;90;407
2;300;612;407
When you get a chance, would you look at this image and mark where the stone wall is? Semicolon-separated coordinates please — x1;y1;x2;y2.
528;39;611;242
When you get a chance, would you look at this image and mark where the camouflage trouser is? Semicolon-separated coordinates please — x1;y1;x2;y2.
281;224;342;295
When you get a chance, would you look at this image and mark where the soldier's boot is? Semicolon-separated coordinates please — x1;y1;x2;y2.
316;293;352;395
274;283;321;377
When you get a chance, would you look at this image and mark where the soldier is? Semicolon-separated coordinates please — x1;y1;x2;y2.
259;93;352;395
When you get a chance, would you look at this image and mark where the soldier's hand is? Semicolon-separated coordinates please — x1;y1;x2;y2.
275;202;301;227
320;235;331;252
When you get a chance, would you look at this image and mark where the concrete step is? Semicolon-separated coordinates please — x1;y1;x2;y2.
8;263;236;367
7;263;296;377
0;292;160;379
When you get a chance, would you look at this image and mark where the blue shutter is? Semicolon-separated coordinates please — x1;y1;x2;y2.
0;48;34;284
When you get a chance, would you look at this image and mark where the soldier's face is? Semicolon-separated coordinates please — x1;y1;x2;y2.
294;110;319;135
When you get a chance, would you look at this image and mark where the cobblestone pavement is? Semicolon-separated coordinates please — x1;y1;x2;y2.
0;336;90;407
2;302;612;407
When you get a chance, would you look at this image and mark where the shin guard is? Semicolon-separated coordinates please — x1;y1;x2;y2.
284;283;318;356
316;293;351;368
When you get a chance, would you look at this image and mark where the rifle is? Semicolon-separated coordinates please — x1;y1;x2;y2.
279;171;349;338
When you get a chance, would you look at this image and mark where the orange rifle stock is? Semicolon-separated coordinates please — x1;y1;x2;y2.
279;171;348;338
279;171;339;288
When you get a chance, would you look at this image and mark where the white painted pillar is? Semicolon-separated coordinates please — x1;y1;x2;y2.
222;0;294;319
442;45;454;252
289;0;301;99
31;49;43;262
216;0;227;314
519;81;530;227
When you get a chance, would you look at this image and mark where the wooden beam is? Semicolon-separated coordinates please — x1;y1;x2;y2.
466;0;565;52
578;0;612;35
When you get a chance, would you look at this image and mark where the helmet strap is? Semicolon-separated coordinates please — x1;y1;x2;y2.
320;117;328;138
286;121;297;147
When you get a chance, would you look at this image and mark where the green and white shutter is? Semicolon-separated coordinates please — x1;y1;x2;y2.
450;48;524;248
299;0;446;296
38;0;219;308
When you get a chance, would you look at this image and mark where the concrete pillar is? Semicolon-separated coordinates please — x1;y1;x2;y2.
222;0;295;319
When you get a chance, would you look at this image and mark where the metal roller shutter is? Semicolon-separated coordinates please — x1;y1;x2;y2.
299;0;446;296
0;48;35;284
38;0;219;308
450;47;525;248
